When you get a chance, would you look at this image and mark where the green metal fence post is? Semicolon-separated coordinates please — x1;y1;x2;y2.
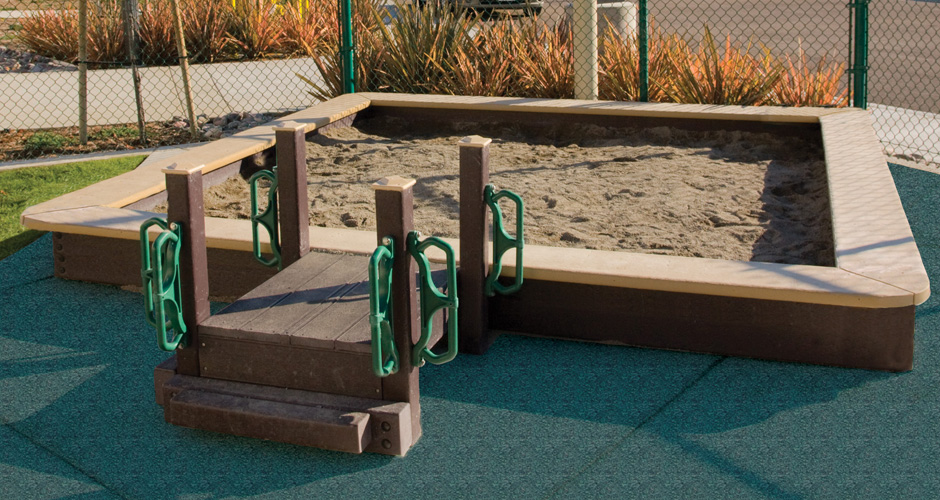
638;0;649;102
851;0;869;109
339;0;355;93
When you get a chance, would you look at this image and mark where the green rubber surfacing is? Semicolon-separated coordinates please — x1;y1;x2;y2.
0;164;938;499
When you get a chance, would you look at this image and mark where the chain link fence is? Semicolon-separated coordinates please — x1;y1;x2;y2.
0;0;323;161
0;0;937;164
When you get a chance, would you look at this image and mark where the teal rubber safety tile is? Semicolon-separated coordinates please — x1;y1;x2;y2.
550;356;940;499
2;163;938;499
0;232;53;292
0;425;119;499
0;244;719;498
549;165;940;499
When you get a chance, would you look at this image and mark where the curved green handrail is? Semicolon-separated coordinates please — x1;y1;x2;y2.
407;231;459;367
249;168;281;269
369;237;398;377
484;184;524;296
139;217;187;351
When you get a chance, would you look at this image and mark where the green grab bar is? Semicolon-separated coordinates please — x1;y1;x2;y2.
249;168;281;269
407;231;459;367
369;237;398;377
484;184;524;296
139;217;187;351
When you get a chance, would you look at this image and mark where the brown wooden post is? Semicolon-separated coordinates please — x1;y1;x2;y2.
372;176;421;450
458;135;498;355
274;122;310;267
163;162;211;376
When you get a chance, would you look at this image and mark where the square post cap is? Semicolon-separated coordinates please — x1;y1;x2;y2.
273;121;307;133
459;135;492;148
372;175;417;192
162;162;205;175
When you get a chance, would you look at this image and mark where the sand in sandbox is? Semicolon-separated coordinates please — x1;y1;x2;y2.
181;116;834;266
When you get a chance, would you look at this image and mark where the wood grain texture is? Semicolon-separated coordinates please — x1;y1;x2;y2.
458;134;495;354
374;183;422;444
275;125;310;267
198;334;382;398
165;170;210;376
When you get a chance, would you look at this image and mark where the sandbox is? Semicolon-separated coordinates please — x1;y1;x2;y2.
183;115;834;266
21;93;931;371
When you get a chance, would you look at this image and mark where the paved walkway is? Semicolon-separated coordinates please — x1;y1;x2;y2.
871;104;940;165
0;142;206;172
1;162;939;498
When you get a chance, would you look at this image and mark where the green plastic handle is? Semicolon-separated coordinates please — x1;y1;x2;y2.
484;184;524;296
140;217;187;351
369;237;398;377
407;231;459;367
249;168;281;269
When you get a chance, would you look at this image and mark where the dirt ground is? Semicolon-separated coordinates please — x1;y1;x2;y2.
192;116;834;266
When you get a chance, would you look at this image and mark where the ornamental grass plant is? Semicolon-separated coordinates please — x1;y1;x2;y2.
370;1;477;94
138;0;178;65
300;0;386;100
664;27;784;105
16;1;848;109
513;20;574;98
598;23;678;102
434;19;519;97
17;8;78;63
280;0;334;57
84;1;127;67
183;0;232;63
772;44;848;107
227;0;285;59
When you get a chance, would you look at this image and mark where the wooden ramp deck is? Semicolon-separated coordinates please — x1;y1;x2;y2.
156;248;444;455
201;250;377;353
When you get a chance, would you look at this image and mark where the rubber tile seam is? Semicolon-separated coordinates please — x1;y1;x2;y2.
544;356;727;499
0;275;55;293
1;421;131;500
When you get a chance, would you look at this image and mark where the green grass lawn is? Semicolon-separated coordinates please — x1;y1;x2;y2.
0;155;146;261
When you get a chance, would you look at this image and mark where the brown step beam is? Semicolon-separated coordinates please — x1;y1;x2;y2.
161;374;413;455
166;389;372;454
197;334;381;399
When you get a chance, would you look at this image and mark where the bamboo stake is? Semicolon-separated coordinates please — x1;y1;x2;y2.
123;0;147;144
78;0;88;144
169;0;199;138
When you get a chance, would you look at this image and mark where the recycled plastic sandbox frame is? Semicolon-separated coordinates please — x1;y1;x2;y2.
21;93;930;371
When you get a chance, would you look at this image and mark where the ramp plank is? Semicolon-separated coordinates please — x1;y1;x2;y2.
200;251;347;337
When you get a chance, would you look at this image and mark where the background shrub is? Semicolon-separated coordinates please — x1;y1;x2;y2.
24;132;75;155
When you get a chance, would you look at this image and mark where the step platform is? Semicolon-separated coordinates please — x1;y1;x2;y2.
157;369;413;455
155;249;446;455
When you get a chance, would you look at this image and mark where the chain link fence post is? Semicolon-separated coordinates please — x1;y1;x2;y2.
638;0;649;102
850;0;869;109
340;0;355;93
